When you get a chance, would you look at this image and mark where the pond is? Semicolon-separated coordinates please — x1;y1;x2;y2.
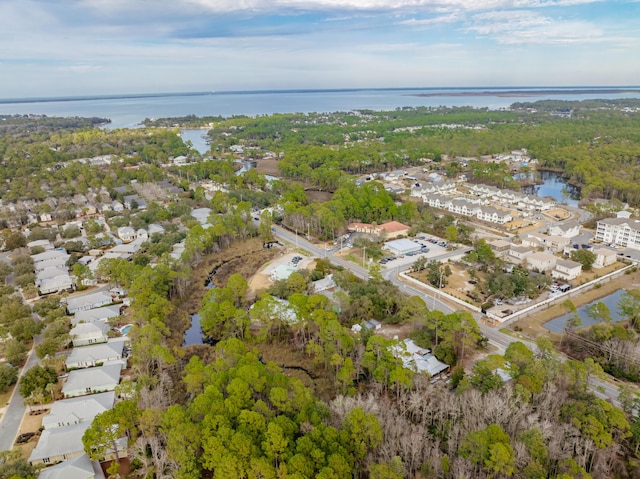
519;170;581;207
180;129;210;155
182;313;205;347
544;289;627;333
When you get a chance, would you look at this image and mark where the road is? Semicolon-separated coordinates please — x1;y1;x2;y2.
272;225;626;406
0;330;43;452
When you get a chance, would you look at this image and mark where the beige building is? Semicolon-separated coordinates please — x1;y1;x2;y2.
526;252;558;272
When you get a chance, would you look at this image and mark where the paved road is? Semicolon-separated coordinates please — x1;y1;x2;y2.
0;332;43;452
272;225;626;406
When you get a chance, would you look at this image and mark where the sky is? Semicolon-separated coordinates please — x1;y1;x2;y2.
1;0;639;98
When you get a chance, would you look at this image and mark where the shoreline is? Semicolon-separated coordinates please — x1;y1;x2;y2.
408;89;640;98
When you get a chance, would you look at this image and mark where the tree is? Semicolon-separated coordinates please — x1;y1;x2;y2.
4;339;28;366
461;424;515;477
19;365;58;399
0;363;18;392
587;301;611;323
83;400;139;461
570;249;596;270
445;225;458;244
72;262;93;290
618;289;640;330
3;231;26;251
0;450;37;479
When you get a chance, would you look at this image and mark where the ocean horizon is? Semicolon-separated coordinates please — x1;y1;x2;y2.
2;85;640;105
2;86;639;130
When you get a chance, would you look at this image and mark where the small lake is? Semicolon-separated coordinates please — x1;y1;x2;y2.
180;129;210;155
544;289;627;333
183;313;205;346
519;170;580;207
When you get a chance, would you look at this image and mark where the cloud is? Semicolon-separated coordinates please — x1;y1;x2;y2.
466;9;604;44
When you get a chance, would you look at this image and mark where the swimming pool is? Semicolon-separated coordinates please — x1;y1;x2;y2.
120;324;132;335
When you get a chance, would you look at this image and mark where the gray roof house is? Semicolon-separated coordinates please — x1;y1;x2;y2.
69;322;110;347
29;422;90;465
393;339;449;377
71;304;121;326
62;363;122;398
37;453;106;479
66;338;127;369
65;291;113;314
42;391;115;430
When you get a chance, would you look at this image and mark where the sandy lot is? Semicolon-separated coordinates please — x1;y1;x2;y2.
248;251;314;295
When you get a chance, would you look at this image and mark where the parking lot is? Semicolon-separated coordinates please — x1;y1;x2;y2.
378;235;454;271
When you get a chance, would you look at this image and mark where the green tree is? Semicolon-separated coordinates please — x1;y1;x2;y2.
0;363;18;392
83;399;139;461
618;289;640;330
461;424;515;478
19;365;57;399
3;339;28;366
570;249;596;270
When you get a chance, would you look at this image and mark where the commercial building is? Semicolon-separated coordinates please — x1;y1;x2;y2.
383;238;422;257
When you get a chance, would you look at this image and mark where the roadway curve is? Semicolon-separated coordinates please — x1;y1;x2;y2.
271;225;624;406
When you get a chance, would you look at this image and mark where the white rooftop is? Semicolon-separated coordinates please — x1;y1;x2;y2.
29;422;90;463
71;305;121;326
62;363;122;396
42;391;115;430
38;453;105;479
65;338;127;368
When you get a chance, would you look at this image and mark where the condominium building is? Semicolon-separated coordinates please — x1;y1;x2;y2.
595;218;640;250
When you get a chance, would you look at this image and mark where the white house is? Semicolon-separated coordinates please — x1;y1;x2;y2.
116;226;136;243
477;206;513;225
37;274;74;295
37;453;106;479
592;248;617;269
62;363;122;398
27;239;53;251
29;422;90;465
69;322;110;347
552;259;583;281
110;200;124;212
521;233;570;253
526;252;558;272
71;304;121;326
65;291;113;314
548;221;581;238
507;246;534;263
65;338;127;369
42;391;115;430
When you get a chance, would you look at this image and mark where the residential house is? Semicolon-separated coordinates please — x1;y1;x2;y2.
65;291;113;314
393;339;449;378
595;217;640;250
69;322;110;347
521;233;570;253
71;305;122;326
37;274;74;295
487;239;512;258
312;274;336;293
592;248;618;269
552;259;582;281
29;422;90;466
42;392;115;430
65;338;127;369
37;453;105;479
507;246;534;263
477;206;512;224
548;221;581;238
123;194;147;210
27;239;53;251
364;319;382;330
116;226;136;243
62;363;123;398
526;252;558;272
111;200;124;212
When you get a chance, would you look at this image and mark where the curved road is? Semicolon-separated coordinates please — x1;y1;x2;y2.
272;225;625;407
